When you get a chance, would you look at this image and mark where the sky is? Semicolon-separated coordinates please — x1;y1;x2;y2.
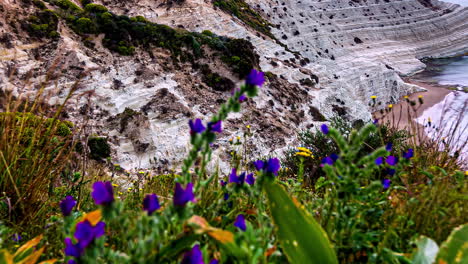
440;0;468;6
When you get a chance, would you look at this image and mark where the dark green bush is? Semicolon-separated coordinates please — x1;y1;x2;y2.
87;136;111;160
24;10;60;39
73;17;96;33
84;3;107;13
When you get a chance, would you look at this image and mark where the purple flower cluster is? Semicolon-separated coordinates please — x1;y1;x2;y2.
181;245;219;264
254;158;280;176
64;220;106;259
189;119;223;135
229;168;255;186
321;153;339;167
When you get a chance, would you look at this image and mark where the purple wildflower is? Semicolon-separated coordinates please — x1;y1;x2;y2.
330;153;339;162
12;233;21;242
387;168;396;176
386;156;398;166
321;124;329;135
246;173;255;185
64;238;82;258
246;69;265;87
234;214;247;231
385;143;393;152
220;180;227;187
91;182;114;206
60;196;76;217
253;158;280;176
209;260;220;264
208;121;222;133
143;194;160;215
375;157;384;166
74;220;105;249
403;149;414;159
223;192;229;201
182;244;204;264
189;119;206;135
321;156;334;166
68;260;77;264
173;183;195;207
253;160;264;171
229;168;246;185
239;94;247;102
382;179;391;189
373;119;379;125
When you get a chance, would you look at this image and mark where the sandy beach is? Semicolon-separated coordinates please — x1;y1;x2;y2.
374;78;453;131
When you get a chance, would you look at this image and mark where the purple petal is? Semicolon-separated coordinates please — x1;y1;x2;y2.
385;143;393;152
239;94;247;102
382;179;391;189
173;183;195;207
209;259;220;264
403;149;414;159
246;69;265;87
321;156;334;166
234;214;247;231
189;119;206;134
375;157;383;166
64;238;81;258
60;196;77;217
387;168;396;176
91;181;114;205
208;121;222;133
223;192;229;201
93;222;106;239
330;153;339;162
246;173;255;185
229;168;239;184
182;244;204;264
266;158;280;175
386;156;398;166
253;160;264;171
74;221;94;248
321;124;329;135
143;194;160;215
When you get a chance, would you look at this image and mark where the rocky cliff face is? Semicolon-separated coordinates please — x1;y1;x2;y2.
1;0;467;171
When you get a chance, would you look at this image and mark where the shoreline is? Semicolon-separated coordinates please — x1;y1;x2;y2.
373;78;453;131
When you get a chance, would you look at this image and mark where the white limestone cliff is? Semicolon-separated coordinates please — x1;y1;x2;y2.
1;0;467;171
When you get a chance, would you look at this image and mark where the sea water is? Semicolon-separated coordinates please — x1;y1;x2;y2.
416;56;468;163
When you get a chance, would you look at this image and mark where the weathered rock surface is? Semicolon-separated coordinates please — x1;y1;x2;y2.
1;0;467;171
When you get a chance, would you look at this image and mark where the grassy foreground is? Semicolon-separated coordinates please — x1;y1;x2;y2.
0;70;467;264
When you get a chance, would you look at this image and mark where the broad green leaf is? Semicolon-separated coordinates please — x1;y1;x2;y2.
264;180;338;264
436;224;468;264
412;236;439;264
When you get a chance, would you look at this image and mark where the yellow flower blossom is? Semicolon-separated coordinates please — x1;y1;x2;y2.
418;95;423;98
246;125;251;129
465;171;468;176
403;95;409;99
297;147;312;154
296;152;313;158
388;104;393;108
112;183;118;187
370;95;377;99
236;136;241;140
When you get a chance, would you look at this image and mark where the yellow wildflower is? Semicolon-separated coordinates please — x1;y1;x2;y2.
403;95;409;99
81;210;102;226
465;171;468;176
418;95;423;98
236;136;241;140
297;147;312;154
296;152;312;158
388;104;393;108
112;183;118;187
138;171;145;174
370;95;377;99
229;138;233;142
246;125;251;129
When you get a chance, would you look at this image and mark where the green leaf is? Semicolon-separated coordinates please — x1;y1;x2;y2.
412;236;439;264
436;224;468;264
264;180;338;264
